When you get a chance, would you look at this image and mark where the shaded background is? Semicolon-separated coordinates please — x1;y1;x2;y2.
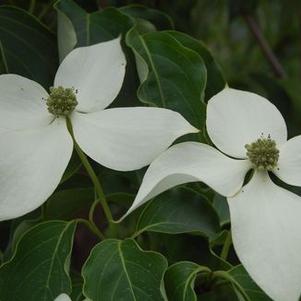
4;0;301;134
0;1;300;299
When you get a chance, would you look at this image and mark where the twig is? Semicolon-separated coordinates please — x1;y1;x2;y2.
243;14;286;78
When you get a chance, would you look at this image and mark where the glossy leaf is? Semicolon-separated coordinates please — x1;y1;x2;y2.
164;262;268;301
120;5;174;30
4;214;40;260
212;193;230;226
45;188;94;220
127;28;207;128
55;0;133;52
147;233;231;271
165;31;226;100
0;6;58;88
82;238;168;301
229;265;272;301
60;151;82;184
135;187;220;237
56;9;77;62
0;221;76;301
164;261;211;301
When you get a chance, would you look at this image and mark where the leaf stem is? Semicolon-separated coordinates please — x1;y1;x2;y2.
77;218;105;240
67;118;116;237
213;271;251;301
220;231;232;260
88;199;106;240
89;199;99;224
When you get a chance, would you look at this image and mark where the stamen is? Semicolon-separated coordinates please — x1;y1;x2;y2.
245;136;279;170
46;86;78;117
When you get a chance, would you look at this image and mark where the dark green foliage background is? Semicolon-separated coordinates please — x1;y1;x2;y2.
0;0;299;300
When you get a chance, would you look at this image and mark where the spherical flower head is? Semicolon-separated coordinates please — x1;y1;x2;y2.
245;135;279;170
46;86;78;117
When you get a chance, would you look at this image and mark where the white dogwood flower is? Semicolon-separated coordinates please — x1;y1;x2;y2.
125;88;301;301
0;37;197;221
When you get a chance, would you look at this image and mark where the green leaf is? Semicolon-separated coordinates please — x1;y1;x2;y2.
55;0;133;50
135;187;220;238
56;9;77;62
212;193;230;226
45;188;94;220
4;213;41;260
164;261;211;301
164;31;226;100
60;151;82;184
146;233;231;271
127;28;207;128
0;6;58;88
120;5;174;30
0;221;76;301
229;265;272;301
165;263;265;301
82;238;168;301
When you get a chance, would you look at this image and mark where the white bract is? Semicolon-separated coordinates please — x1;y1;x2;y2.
0;37;197;221
54;294;72;301
125;88;301;301
54;294;89;301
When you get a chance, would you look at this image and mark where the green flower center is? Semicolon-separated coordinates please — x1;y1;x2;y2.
46;86;78;117
245;136;279;170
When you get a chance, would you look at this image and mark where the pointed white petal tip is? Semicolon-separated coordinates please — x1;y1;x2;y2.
206;87;287;158
228;171;301;301
72;107;198;171
54;37;126;113
120;142;250;220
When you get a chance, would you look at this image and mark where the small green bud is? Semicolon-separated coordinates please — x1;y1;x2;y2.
245;136;279;170
46;86;78;117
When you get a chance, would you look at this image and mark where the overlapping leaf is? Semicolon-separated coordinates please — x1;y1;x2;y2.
82;238;168;301
229;265;272;301
120;5;174;30
135;187;220;238
164;31;226;100
127;28;207;128
0;221;76;301
45;188;94;220
164;261;211;301
0;6;58;87
55;0;133;51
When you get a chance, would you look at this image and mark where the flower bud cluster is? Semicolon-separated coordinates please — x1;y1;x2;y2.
46;86;78;117
245;137;279;170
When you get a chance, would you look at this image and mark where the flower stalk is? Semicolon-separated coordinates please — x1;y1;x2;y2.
67;117;117;237
220;231;232;261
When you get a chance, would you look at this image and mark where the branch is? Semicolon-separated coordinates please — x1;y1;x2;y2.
243;14;286;79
